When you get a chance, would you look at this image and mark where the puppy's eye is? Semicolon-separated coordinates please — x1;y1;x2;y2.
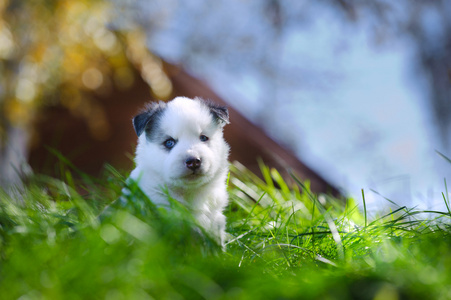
163;138;176;149
200;135;209;142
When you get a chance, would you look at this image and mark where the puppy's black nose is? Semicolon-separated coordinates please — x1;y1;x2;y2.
185;157;201;171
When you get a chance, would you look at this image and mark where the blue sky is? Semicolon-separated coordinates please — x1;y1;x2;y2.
215;21;439;212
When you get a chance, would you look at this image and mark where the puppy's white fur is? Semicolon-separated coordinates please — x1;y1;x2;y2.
129;97;230;246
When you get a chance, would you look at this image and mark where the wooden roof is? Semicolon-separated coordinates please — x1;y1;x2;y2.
29;64;339;195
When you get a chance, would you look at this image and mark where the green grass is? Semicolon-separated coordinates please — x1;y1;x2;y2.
1;160;451;299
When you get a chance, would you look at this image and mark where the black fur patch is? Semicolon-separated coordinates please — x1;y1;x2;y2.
195;97;230;126
132;101;167;138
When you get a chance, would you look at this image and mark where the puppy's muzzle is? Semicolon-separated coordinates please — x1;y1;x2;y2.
185;157;202;171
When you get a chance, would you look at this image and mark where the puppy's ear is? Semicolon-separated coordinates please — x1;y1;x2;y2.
132;102;166;137
197;98;229;126
209;105;229;126
133;112;151;137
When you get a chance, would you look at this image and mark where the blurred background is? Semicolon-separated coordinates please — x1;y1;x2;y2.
1;0;451;212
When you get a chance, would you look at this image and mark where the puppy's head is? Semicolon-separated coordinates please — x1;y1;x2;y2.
133;97;229;188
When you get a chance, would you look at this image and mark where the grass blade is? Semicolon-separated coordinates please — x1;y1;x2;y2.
361;189;367;227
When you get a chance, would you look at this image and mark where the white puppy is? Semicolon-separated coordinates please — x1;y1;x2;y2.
129;97;230;246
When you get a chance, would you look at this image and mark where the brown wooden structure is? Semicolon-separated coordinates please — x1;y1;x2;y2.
29;64;338;195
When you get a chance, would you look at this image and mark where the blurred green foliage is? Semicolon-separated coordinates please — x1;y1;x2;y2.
0;161;451;299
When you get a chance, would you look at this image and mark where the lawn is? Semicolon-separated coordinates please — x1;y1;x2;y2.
0;160;450;299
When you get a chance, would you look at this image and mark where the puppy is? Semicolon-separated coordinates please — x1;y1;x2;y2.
129;97;230;246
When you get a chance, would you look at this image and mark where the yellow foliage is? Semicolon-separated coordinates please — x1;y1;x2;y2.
5;99;33;126
0;1;123;138
0;0;174;143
